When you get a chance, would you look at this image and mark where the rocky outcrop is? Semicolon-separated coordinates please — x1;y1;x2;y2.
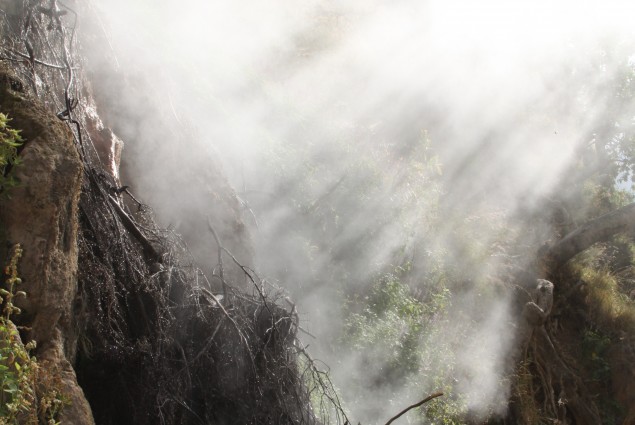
82;99;124;183
0;64;94;424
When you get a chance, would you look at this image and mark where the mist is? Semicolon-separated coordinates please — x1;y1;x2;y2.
81;0;635;423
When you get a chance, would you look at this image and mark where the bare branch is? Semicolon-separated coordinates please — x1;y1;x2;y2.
1;48;68;69
108;194;164;262
383;392;444;425
206;217;227;298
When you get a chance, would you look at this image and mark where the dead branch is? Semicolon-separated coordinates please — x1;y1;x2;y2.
108;194;163;262
215;242;283;348
189;316;224;365
1;48;68;69
383;392;444;425
296;342;352;425
206;217;227;298
121;186;147;211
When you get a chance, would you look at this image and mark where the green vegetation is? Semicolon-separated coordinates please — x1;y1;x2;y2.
581;329;611;382
0;244;36;424
0;245;67;425
344;269;430;381
0;113;23;196
342;267;466;424
564;253;635;423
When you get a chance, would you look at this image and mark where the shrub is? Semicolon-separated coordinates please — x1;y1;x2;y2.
0;245;68;425
0;244;37;424
0;113;23;196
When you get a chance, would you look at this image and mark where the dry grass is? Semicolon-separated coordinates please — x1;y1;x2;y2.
575;265;635;333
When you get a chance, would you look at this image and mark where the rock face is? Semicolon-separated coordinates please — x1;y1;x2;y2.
82;99;124;183
0;64;94;424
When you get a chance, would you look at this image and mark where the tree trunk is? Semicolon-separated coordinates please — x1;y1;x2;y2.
546;202;635;268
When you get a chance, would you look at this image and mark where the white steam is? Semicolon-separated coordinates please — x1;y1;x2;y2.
83;0;635;423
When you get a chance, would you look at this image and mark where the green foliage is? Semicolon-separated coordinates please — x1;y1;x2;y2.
0;113;23;196
581;329;611;381
423;398;465;425
582;180;634;217
580;327;625;424
345;270;426;378
0;244;37;424
342;268;465;424
0;245;68;425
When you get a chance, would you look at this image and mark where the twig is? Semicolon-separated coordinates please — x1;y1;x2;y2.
283;297;315;339
199;287;255;369
296;343;351;425
120;186;147;211
384;392;444;425
298;326;316;339
213;242;282;346
189;317;224;365
107;194;163;262
2;48;68;69
206;217;227;299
